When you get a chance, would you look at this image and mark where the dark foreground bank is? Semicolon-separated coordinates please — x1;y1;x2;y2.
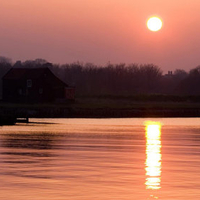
1;96;200;124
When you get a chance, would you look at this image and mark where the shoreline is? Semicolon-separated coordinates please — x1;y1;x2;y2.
1;97;200;124
1;106;200;120
1;108;200;125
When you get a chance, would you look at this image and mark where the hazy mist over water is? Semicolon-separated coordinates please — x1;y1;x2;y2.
0;118;200;199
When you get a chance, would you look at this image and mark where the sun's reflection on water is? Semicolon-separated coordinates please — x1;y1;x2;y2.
145;121;162;194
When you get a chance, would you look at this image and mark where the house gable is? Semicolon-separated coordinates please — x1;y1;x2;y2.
2;67;74;103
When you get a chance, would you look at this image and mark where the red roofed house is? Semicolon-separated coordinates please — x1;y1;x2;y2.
2;67;75;103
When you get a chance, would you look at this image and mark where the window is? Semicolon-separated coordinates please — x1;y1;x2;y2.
27;79;32;88
18;89;22;95
39;88;43;94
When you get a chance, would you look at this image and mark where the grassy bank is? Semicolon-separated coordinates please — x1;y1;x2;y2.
1;95;200;118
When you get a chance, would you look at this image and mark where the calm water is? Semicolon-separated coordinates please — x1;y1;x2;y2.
0;118;200;200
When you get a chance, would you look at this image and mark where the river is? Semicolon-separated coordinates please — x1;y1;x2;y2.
0;118;200;199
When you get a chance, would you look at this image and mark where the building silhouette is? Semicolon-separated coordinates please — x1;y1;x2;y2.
2;67;75;103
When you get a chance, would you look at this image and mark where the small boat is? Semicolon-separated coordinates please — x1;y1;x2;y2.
0;114;16;125
15;117;29;123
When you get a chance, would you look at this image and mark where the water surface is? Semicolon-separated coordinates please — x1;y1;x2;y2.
0;118;200;200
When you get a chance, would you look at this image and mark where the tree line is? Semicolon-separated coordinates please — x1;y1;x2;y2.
0;56;200;97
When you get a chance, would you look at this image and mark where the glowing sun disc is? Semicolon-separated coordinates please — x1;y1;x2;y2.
147;17;162;32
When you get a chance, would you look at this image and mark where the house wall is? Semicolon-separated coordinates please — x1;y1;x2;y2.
3;79;25;102
3;78;54;103
2;68;74;103
65;88;75;100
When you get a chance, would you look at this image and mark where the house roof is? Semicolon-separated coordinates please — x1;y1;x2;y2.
3;67;68;87
3;68;48;80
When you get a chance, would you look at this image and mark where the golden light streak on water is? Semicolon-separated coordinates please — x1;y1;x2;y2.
145;121;162;192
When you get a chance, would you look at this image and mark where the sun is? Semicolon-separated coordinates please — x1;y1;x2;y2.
147;17;162;32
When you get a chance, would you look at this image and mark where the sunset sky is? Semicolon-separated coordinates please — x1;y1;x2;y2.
1;0;200;72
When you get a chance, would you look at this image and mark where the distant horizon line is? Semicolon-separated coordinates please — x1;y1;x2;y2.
1;55;198;73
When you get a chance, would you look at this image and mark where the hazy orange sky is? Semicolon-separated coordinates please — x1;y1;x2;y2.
1;0;200;71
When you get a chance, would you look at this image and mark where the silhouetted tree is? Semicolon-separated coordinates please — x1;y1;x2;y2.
4;57;200;98
176;66;200;95
0;56;12;97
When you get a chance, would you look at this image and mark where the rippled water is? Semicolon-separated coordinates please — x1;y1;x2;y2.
0;118;200;200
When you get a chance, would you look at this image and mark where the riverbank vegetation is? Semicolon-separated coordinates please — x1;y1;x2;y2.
1;57;200;97
1;57;200;117
1;95;200;118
